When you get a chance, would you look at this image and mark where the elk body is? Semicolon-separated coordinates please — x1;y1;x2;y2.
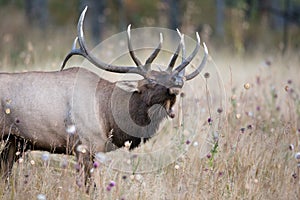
0;7;208;180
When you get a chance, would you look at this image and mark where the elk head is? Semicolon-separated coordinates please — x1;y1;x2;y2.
61;6;208;122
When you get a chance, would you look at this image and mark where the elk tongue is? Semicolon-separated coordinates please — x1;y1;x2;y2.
165;100;175;118
167;107;175;118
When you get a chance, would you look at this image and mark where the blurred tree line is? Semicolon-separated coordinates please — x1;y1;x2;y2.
0;0;300;54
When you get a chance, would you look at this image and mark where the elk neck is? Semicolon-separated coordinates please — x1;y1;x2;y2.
129;91;168;127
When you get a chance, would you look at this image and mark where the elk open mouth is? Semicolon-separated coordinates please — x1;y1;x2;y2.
169;87;181;95
165;100;176;118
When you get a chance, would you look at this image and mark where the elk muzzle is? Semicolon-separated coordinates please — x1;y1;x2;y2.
168;87;181;95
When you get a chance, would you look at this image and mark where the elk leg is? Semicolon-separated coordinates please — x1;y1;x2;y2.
83;153;94;193
0;137;17;179
75;147;94;192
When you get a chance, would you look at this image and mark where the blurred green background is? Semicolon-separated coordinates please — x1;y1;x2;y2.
0;0;299;70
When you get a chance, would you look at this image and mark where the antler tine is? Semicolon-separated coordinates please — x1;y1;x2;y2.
61;37;82;71
127;24;143;68
172;32;200;76
166;29;183;72
144;33;163;71
184;42;209;80
178;32;186;77
61;6;146;76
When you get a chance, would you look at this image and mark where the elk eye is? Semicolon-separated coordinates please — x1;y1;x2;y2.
148;79;156;84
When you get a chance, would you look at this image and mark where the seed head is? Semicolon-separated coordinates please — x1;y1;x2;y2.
76;145;87;154
244;83;250;90
193;141;199;147
5;108;10;114
284;85;289;92
135;174;142;181
217;107;223;114
295;152;300;160
90;168;94;173
236;113;241;119
37;194;46;200
213;131;219;141
204;72;210;79
130;175;135;180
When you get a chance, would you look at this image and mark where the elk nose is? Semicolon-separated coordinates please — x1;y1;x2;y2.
173;77;184;87
169;87;181;95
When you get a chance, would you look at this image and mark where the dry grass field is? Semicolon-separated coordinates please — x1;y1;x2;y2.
0;50;299;200
1;7;300;200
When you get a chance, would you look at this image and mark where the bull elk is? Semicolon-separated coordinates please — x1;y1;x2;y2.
0;6;208;182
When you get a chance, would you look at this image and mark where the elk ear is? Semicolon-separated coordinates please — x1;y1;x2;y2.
116;81;139;92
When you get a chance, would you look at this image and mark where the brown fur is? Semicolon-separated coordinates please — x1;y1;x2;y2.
0;67;178;178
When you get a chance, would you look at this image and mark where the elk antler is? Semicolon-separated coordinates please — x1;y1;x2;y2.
126;24;143;68
126;25;163;72
184;43;208;80
144;33;163;71
166;29;183;72
170;30;209;81
177;29;186;78
171;32;201;77
61;6;208;81
61;6;146;77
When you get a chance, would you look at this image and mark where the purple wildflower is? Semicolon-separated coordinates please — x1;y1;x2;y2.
240;127;245;133
109;180;116;187
208;118;212;124
93;161;100;168
106;186;111;191
207;153;211;159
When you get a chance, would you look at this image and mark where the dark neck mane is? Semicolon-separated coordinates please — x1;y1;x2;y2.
129;92;167;128
109;87;168;149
